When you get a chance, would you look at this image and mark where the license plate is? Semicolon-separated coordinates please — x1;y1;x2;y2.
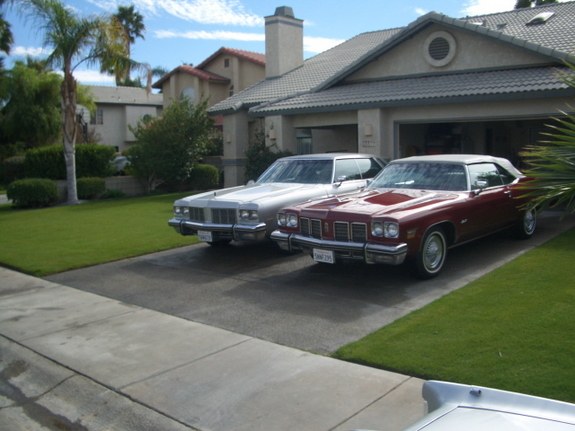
197;230;213;242
313;248;335;264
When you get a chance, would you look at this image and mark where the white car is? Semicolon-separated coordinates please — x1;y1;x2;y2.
379;380;575;431
169;153;386;245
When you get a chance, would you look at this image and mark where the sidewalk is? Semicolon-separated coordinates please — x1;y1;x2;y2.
0;267;426;431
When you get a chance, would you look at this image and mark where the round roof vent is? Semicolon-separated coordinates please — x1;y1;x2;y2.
424;31;457;67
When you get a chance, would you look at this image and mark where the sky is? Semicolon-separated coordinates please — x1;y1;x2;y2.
3;0;537;85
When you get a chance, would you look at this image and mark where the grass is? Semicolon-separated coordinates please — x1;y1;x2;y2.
0;193;198;276
333;227;575;403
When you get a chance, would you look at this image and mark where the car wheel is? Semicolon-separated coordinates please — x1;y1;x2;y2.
416;227;447;279
515;208;536;239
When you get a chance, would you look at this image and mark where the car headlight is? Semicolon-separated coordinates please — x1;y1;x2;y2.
239;209;259;222
372;221;399;238
174;206;190;218
287;213;298;228
277;212;298;228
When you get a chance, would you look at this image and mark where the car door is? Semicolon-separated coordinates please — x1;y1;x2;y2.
462;162;518;238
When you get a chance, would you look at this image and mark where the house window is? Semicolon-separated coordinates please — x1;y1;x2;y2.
90;108;103;125
229;85;234;97
224;58;230;68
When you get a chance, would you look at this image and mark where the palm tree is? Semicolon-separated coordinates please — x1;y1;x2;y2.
112;5;145;85
519;65;575;215
21;0;128;204
0;0;14;69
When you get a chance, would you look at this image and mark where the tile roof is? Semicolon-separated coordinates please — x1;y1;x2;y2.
197;47;265;69
209;1;575;115
251;66;575;115
152;65;229;88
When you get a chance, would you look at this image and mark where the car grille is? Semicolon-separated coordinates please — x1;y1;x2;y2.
189;207;205;222
300;218;367;242
300;218;322;239
335;222;367;242
211;208;236;224
187;208;237;224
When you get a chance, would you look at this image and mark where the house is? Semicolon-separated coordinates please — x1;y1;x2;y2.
209;4;575;187
152;47;266;112
85;86;163;153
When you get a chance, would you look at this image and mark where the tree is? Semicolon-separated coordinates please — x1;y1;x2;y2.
21;0;129;204
111;5;144;86
128;98;214;192
0;0;13;69
0;61;61;147
515;0;557;8
519;64;575;215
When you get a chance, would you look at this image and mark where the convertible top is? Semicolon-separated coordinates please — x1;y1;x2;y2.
393;154;524;178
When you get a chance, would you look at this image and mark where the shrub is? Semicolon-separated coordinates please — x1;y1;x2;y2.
189;164;220;190
24;144;64;179
2;155;26;185
24;143;116;180
100;189;126;199
77;177;106;200
76;144;116;178
7;178;58;208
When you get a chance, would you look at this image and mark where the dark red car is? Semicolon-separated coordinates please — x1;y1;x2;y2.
271;154;536;278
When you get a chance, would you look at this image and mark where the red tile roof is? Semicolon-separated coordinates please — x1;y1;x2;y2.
197;47;265;69
152;47;265;89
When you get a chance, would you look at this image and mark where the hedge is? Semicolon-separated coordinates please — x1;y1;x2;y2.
24;144;116;180
7;178;58;208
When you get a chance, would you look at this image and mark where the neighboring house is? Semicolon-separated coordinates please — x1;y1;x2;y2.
152;47;266;113
85;86;163;153
210;4;575;187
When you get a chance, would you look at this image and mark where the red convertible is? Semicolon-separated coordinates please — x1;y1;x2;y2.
271;154;536;278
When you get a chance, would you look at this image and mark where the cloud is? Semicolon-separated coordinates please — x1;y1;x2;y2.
88;0;263;26
461;0;518;16
155;30;263;42
415;8;428;16
11;46;50;57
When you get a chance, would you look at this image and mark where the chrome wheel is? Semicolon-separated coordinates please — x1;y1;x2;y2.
515;208;536;239
416;228;447;279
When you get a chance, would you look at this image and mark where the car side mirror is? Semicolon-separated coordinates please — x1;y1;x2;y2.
473;180;488;195
247;180;255;186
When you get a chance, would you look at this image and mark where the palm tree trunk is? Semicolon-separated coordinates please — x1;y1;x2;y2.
62;71;79;205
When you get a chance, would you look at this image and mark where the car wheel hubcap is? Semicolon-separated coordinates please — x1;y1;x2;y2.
524;210;536;235
424;234;444;271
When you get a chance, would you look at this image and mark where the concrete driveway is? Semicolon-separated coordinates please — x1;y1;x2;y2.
46;210;575;355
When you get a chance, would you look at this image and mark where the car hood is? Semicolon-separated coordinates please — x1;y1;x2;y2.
298;189;461;218
175;182;330;207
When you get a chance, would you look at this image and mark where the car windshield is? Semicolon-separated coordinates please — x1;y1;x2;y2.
369;162;468;191
257;159;334;184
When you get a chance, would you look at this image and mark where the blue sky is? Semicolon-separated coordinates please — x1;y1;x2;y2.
4;0;529;85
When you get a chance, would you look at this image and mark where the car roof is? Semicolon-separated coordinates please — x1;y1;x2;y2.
390;154;524;177
277;152;379;161
403;381;575;430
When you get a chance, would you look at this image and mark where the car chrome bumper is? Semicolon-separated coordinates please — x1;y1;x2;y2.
270;230;408;265
168;218;268;242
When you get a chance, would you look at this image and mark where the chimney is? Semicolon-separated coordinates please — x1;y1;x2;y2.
265;6;303;78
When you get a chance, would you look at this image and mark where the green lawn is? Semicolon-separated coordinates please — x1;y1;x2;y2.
0;193;198;276
334;227;575;403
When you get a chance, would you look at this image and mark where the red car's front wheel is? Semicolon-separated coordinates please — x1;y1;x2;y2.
416;227;447;279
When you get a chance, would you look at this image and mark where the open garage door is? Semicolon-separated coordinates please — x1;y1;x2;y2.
399;119;550;168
